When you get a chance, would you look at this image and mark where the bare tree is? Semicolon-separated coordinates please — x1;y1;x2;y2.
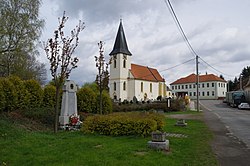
95;41;110;114
44;12;85;133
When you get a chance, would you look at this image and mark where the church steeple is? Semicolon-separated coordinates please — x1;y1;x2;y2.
109;20;132;56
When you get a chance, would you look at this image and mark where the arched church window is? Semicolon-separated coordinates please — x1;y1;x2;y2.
114;82;116;91
114;59;117;68
123;82;126;91
123;59;126;68
141;82;143;92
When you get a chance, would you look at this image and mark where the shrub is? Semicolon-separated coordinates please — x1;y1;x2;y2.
77;87;97;113
0;81;6;112
43;85;56;108
21;107;55;126
8;76;30;110
0;78;18;112
96;91;112;114
24;79;43;108
82;112;165;137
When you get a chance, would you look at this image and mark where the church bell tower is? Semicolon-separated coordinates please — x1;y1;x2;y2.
109;20;132;101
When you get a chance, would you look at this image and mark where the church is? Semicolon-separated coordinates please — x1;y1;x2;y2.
109;21;166;102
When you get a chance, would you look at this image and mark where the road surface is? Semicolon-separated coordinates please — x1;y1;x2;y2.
200;100;250;166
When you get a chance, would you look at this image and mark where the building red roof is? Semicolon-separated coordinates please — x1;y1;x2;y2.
170;73;226;85
130;63;165;82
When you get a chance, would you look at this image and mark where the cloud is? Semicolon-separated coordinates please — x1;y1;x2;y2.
40;0;250;85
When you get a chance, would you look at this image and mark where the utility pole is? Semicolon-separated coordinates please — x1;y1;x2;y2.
196;55;199;112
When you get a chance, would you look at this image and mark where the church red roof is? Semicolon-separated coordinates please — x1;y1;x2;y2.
130;64;164;82
170;73;226;85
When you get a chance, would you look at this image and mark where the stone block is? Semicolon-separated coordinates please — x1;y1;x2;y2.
148;140;169;151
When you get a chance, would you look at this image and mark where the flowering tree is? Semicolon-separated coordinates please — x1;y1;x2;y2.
44;12;85;133
95;41;110;114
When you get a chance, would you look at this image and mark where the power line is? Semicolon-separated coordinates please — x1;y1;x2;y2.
199;56;235;77
164;0;198;58
163;0;235;79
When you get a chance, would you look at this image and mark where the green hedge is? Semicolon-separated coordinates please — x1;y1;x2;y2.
82;112;165;137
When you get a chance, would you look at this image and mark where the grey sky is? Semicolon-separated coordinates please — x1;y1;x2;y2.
39;0;250;86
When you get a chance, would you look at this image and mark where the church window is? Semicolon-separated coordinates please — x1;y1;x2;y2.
114;82;116;91
123;59;126;68
114;59;117;68
150;83;152;92
141;82;143;92
123;82;126;91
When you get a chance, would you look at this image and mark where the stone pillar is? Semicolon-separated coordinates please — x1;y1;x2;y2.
59;80;78;126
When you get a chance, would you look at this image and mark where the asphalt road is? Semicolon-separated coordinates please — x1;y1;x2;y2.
200;100;250;166
200;100;250;148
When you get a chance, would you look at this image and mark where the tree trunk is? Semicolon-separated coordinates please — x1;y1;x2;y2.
54;86;60;133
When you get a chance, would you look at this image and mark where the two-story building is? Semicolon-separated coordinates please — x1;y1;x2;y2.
170;73;227;100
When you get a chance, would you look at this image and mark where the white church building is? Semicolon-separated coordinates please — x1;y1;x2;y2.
109;21;166;102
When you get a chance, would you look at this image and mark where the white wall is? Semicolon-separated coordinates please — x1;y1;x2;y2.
171;81;227;100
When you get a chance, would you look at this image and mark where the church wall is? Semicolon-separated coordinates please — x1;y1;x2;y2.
133;80;160;101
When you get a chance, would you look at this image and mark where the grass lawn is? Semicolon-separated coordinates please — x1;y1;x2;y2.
0;113;218;166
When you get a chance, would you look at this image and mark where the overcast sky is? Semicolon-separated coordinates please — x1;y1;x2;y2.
39;0;250;86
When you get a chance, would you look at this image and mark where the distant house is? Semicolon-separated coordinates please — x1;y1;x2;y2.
243;77;250;102
109;21;166;102
170;73;227;100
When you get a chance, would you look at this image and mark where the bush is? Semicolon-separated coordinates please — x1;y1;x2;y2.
77;87;97;113
8;76;30;110
24;79;43;108
43;85;56;108
96;91;112;114
112;99;185;112
0;78;18;112
82;112;165;137
21;107;55;126
0;81;6;112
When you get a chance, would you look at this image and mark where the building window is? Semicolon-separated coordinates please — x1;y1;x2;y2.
123;82;126;91
202;92;205;96
114;60;117;68
182;85;184;89
185;85;188;89
172;86;174;90
218;83;220;87
193;84;195;88
202;83;204;88
194;92;196;96
114;82;116;91
189;84;192;89
198;84;200;88
141;82;143;92
123;60;126;68
207;83;209;87
207;91;210;96
189;92;192;96
175;85;177;89
212;83;214;87
150;83;152;93
212;91;215;96
178;85;180;89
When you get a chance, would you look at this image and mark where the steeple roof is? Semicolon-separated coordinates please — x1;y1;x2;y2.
109;20;132;56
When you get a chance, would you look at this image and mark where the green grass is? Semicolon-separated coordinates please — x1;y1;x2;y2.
0;113;218;166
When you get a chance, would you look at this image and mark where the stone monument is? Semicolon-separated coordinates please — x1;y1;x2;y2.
59;80;78;127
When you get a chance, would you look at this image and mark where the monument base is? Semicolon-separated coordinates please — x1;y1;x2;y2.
59;115;69;126
148;140;169;151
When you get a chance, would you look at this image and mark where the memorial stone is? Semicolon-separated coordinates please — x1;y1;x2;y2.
59;80;78;126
